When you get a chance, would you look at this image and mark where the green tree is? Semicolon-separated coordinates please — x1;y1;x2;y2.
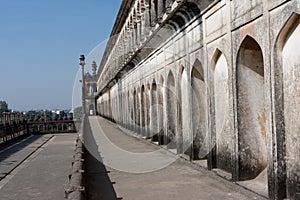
58;110;65;121
0;101;8;118
69;112;74;120
52;113;59;121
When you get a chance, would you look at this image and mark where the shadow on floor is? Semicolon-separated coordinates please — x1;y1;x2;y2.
0;134;42;163
84;117;122;200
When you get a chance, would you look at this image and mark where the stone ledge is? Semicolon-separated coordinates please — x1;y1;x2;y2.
65;137;85;200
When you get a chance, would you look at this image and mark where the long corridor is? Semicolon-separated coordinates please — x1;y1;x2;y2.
84;116;266;200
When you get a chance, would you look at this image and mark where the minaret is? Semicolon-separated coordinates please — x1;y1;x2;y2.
85;61;98;116
92;61;97;76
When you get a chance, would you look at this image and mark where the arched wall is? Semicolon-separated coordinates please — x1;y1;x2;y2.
95;3;300;198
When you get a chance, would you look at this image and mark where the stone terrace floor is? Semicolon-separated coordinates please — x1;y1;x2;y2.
84;116;267;200
0;133;77;200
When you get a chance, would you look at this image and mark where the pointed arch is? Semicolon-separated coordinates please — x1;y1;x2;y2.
237;35;266;181
191;59;206;160
178;65;190;154
191;59;204;82
166;71;176;149
212;49;231;172
151;79;158;141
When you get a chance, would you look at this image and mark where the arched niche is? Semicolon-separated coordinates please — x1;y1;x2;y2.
158;76;165;145
132;89;137;131
135;88;141;133
279;13;300;199
145;83;151;138
150;81;158;141
237;36;267;180
166;71;176;149
212;49;231;172
179;66;190;154
191;59;207;160
128;90;132;130
141;85;146;136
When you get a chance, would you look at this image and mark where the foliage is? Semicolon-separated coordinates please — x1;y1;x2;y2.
23;110;73;122
0;101;9;118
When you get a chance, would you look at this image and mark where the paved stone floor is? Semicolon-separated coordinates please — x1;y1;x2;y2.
0;133;77;200
85;116;267;200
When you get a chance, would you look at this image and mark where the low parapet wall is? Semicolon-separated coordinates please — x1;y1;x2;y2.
65;117;86;200
65;137;85;200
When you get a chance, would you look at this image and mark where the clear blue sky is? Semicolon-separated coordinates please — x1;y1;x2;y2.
0;0;122;111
